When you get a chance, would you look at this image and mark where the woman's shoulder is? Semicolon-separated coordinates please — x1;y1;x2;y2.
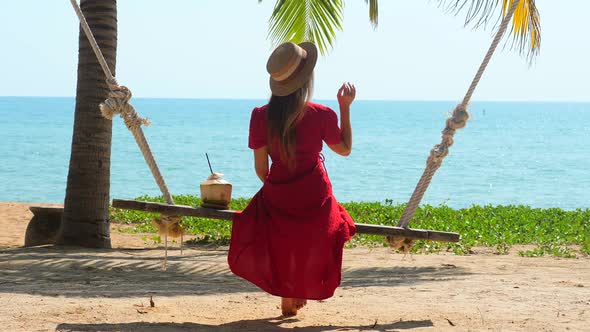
307;102;335;114
250;105;269;123
252;104;268;114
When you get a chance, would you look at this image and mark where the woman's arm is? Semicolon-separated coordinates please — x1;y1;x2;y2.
328;83;356;156
253;146;269;182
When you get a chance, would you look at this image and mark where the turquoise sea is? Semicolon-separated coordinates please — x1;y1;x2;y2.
1;97;589;209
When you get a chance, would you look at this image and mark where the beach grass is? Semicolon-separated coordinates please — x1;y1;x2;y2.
110;195;590;258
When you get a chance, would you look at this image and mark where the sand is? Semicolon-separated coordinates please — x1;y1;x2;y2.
0;202;589;331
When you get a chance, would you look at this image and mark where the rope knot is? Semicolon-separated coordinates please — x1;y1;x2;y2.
387;236;414;253
441;135;454;146
447;105;470;130
429;144;449;164
441;127;456;137
99;83;150;129
153;216;184;238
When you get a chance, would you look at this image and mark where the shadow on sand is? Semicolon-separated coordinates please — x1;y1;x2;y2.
56;317;434;331
0;245;469;298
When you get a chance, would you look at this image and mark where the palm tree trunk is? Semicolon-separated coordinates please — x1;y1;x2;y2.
56;0;117;248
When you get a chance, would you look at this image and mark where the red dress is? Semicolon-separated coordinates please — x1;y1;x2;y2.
228;102;356;300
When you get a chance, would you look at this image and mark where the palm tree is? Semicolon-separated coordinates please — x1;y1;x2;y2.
266;0;540;57
56;0;118;248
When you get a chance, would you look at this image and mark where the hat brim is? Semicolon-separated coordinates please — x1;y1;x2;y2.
269;42;318;97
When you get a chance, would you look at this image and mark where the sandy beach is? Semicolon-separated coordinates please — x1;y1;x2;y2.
0;202;589;331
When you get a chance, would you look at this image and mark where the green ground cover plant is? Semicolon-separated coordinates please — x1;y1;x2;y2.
111;195;590;257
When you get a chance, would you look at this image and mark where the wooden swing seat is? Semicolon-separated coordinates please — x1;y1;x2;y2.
112;199;460;243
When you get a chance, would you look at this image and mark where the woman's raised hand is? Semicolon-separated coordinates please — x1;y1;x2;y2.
328;82;354;157
337;82;356;109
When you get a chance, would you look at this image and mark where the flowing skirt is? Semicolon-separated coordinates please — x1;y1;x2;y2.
228;163;356;300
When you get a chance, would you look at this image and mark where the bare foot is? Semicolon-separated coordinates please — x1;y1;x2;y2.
281;297;308;316
281;297;297;317
295;298;307;310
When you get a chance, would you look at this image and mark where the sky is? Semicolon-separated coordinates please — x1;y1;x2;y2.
0;1;588;101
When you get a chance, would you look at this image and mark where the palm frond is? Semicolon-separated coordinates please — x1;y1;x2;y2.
267;0;344;55
438;0;541;59
364;0;379;28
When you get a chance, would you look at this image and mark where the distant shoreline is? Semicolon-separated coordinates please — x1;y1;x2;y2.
2;96;590;104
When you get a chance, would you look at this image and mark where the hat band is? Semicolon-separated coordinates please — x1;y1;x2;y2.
271;48;308;82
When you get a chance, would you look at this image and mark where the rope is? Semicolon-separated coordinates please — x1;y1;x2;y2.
68;0;174;206
68;0;115;83
394;0;521;231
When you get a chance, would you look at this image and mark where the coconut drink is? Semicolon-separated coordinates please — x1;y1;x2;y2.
200;172;232;209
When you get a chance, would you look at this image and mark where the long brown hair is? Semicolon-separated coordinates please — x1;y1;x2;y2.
267;75;314;169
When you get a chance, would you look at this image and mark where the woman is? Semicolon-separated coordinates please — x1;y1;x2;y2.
228;41;356;317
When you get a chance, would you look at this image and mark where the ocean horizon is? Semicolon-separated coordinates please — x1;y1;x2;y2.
2;96;589;209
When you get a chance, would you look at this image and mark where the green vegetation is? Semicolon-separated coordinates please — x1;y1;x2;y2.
518;244;577;259
111;195;590;258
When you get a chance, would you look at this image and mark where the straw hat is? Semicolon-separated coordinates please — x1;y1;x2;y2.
266;42;318;96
